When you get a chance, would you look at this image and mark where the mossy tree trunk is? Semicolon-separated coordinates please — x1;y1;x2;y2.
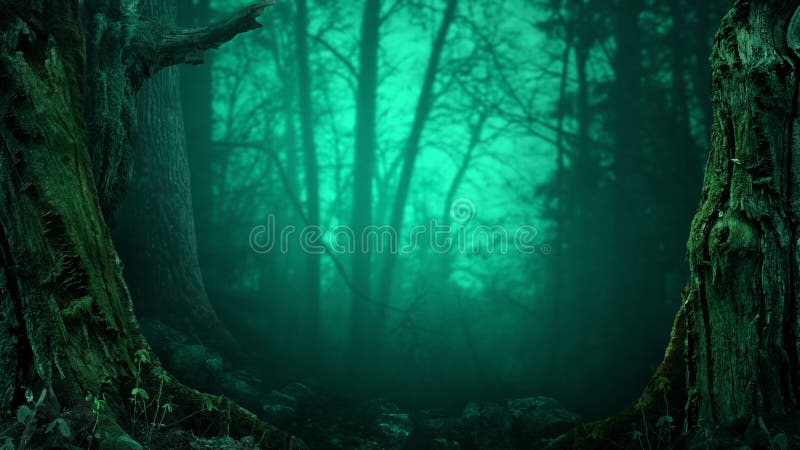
684;0;800;427
557;0;800;446
0;0;300;447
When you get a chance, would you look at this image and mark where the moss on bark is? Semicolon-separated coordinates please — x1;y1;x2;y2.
0;1;298;448
555;1;800;446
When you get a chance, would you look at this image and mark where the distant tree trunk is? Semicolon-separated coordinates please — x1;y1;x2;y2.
690;0;714;147
114;0;242;360
610;0;649;391
552;7;573;312
375;0;458;313
545;5;575;397
0;1;297;447
557;1;800;446
559;10;603;409
295;0;322;356
349;0;380;373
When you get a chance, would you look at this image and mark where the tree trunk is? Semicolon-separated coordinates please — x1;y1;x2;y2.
0;1;299;448
375;0;458;309
295;0;322;356
556;1;800;446
349;0;380;375
684;0;800;427
113;0;242;361
178;0;216;271
610;0;652;395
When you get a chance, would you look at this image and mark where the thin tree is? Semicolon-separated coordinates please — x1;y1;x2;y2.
349;0;381;372
295;0;322;355
376;0;459;309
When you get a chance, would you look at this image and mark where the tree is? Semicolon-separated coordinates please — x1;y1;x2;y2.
375;0;459;308
348;0;381;373
683;0;799;427
557;0;800;445
178;0;214;266
0;0;300;447
295;0;322;356
114;0;242;362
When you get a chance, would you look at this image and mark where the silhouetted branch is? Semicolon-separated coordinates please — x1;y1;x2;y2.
129;2;274;85
310;33;358;78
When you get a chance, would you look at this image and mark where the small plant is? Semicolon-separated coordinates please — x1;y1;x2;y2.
131;349;150;429
631;377;675;450
17;388;47;450
0;387;71;450
45;417;71;440
85;392;106;446
129;349;173;443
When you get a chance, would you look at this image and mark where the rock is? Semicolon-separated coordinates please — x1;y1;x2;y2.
419;417;463;439
137;320;230;392
507;397;580;440
261;388;301;424
267;388;297;405
262;402;297;424
407;411;463;448
220;373;260;401
375;412;413;448
175;344;223;372
95;416;142;450
282;382;314;400
431;437;462;449
327;434;382;450
259;382;318;426
98;435;142;450
459;397;580;449
353;440;383;450
190;435;261;450
361;398;400;416
138;319;188;352
407;417;464;450
461;402;512;449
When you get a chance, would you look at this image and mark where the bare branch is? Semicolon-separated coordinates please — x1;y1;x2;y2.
129;2;274;85
380;0;405;24
310;33;358;78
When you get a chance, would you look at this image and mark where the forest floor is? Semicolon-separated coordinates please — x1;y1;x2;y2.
139;319;581;450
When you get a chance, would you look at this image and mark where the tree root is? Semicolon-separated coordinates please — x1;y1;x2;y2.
551;304;688;449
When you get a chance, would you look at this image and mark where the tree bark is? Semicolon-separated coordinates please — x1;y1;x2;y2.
0;0;299;447
556;1;800;446
113;0;242;362
179;0;216;270
84;0;273;221
684;0;800;426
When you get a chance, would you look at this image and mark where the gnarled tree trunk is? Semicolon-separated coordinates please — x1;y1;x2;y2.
684;0;800;427
0;1;300;448
557;1;800;447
